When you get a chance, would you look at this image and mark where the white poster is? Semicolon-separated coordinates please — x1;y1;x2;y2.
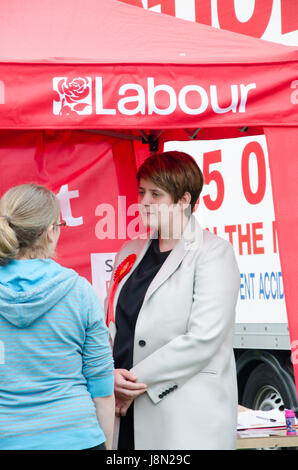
91;252;116;308
165;135;286;324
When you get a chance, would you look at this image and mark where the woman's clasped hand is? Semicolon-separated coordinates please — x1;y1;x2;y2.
114;369;147;417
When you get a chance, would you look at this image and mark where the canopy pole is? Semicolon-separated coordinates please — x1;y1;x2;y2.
138;130;161;153
81;129;143;142
184;128;201;140
82;129;162;153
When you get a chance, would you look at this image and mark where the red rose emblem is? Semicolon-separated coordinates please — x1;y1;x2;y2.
56;77;91;115
58;77;90;104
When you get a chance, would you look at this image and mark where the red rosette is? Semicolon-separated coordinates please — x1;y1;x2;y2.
113;254;137;282
106;254;137;326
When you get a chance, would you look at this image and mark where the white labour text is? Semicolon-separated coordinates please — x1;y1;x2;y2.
96;77;257;116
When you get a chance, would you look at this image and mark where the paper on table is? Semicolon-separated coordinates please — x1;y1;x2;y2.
238;429;271;438
237;408;297;430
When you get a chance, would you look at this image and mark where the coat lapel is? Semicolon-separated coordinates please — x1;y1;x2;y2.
143;215;203;305
111;234;153;322
109;235;153;340
109;216;203;340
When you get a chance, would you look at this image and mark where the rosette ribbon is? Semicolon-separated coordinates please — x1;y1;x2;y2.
106;254;137;326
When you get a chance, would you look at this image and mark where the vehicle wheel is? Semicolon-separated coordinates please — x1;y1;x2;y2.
242;363;294;411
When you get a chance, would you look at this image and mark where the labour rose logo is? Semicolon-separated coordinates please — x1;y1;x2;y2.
53;77;92;116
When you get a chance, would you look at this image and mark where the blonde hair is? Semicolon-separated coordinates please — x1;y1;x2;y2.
0;184;61;265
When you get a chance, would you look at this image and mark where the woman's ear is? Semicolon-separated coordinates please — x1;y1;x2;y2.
179;192;191;211
46;225;55;243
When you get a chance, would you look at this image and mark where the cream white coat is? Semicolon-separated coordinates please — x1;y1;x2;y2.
107;215;240;450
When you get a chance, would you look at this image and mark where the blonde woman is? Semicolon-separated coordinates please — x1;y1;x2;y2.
0;184;114;450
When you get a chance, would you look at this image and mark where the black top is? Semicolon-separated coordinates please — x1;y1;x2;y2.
113;237;172;451
113;237;171;370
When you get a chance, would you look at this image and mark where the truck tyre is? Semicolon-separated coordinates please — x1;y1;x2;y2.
242;363;295;411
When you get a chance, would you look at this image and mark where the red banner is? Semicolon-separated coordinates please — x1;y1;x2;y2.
0;130;138;282
0;63;298;129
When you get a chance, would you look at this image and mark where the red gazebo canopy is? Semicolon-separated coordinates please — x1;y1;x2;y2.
0;0;297;398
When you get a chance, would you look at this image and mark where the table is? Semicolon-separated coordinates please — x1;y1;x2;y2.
237;429;298;449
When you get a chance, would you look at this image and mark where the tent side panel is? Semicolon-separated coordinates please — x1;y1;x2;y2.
0;130;138;287
264;126;298;398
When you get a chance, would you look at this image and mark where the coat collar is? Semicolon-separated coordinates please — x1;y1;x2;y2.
110;215;203;336
143;214;203;304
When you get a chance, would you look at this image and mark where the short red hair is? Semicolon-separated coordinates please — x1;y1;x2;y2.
137;151;204;213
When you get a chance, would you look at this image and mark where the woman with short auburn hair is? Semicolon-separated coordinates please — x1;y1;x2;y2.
136;150;204;213
106;150;240;450
0;183;115;450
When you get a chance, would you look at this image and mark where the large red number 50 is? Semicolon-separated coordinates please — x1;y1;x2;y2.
202;150;225;211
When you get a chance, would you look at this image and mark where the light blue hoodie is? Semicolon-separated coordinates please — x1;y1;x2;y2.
0;259;114;450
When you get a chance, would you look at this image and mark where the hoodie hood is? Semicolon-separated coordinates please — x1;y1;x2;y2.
0;260;78;328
